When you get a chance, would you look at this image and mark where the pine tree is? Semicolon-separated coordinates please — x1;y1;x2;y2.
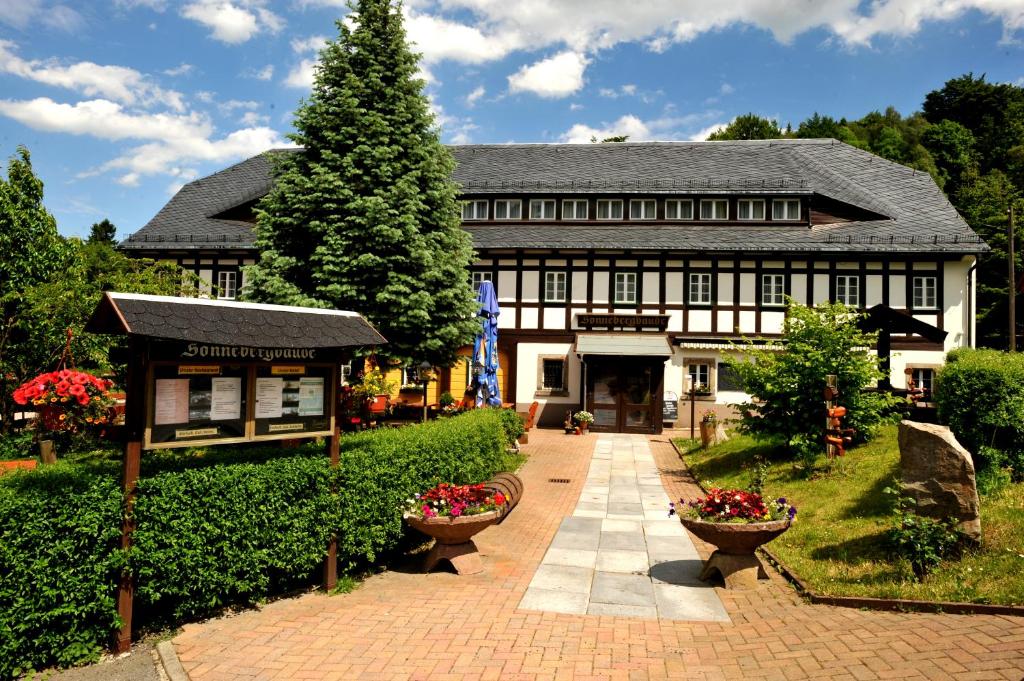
244;0;479;367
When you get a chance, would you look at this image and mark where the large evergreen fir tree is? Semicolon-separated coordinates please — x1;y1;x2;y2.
244;0;479;367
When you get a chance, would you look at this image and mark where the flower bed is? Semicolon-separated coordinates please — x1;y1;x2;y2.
405;482;505;519
674;487;796;524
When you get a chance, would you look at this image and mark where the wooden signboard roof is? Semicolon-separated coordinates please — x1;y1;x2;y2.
85;292;386;349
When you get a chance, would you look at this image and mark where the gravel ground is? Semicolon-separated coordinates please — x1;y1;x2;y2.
27;642;164;681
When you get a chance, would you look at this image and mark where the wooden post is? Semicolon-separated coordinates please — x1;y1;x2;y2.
115;339;145;654
323;425;340;592
689;385;696;441
1010;204;1016;352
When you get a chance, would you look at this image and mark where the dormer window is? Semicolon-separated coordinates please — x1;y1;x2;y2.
772;199;801;221
461;200;488;220
494;199;521;220
629;199;656;220
597;199;623;220
737;199;765;221
562;199;588;220
700;199;728;221
665;199;693;220
529;199;556;220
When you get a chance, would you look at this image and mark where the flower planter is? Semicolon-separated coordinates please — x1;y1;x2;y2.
680;517;791;590
699;421;716;448
0;459;37;475
405;510;500;575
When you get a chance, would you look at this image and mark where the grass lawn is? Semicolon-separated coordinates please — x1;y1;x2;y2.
675;424;1024;606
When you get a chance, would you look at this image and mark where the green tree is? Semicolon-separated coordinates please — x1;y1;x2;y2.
244;0;479;367
708;113;783;140
921;119;977;192
729;302;899;461
86;218;117;246
795;113;844;139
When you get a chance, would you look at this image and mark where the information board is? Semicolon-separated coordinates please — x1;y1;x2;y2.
253;364;332;438
149;364;248;446
662;391;679;423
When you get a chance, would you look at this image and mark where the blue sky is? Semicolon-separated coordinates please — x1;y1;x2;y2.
0;1;1022;240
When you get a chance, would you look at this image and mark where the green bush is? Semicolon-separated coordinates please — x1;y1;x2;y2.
0;410;513;678
937;348;1024;478
0;465;123;678
885;487;964;579
0;430;34;459
497;407;525;445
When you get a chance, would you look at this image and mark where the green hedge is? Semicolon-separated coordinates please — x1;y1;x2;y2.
937;348;1024;476
0;409;514;678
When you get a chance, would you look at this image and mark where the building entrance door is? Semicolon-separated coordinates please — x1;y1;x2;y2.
586;358;664;434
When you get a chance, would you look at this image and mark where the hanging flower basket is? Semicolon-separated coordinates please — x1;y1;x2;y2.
12;369;115;433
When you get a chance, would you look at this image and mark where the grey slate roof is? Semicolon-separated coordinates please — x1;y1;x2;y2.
85;292;386;349
122;140;986;254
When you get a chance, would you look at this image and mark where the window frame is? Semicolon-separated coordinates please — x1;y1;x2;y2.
629;199;657;220
216;270;237;300
910;367;936;397
461;200;488;221
686;362;712;396
665;199;693;220
536;354;569;396
544;271;567;303
688;272;712;305
836;275;860;307
613;272;638;305
912;275;938;310
494;199;522;220
471;271;492;293
596;199;624;221
772;199;801;221
761;273;786;307
529;198;556;220
737;198;766;221
562;199;589;220
700;198;729;221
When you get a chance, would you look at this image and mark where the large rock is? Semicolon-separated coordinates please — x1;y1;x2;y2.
897;420;981;543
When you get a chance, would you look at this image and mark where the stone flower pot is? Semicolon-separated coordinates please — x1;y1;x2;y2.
405;510;500;575
680;516;791;590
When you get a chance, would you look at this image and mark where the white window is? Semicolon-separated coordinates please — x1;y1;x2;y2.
461;200;488;220
911;367;935;395
665;199;693;220
629;199;657;220
737;199;765;221
529;199;556;220
688;272;711;305
596;199;624;220
614;272;637;304
913;276;937;309
471;271;492;292
836;275;860;307
700;199;728;220
544;271;567;302
773;199;801;220
341;361;353;385
687;363;711;395
216;271;237;300
494;199;521;220
762;273;786;306
562;199;589;220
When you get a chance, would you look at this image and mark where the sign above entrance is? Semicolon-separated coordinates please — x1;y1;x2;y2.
576;314;669;331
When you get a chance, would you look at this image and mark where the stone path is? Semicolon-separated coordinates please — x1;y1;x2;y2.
519;434;728;621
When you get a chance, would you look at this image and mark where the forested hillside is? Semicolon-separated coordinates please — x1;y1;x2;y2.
709;74;1024;349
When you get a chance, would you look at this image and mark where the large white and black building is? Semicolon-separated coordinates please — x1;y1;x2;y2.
123;140;986;433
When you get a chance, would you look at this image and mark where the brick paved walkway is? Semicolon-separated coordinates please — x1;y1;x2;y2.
172;430;1024;681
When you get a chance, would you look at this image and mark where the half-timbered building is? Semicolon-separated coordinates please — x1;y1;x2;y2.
122;139;986;433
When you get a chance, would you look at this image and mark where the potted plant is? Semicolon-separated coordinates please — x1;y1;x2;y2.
699;409;717;448
404;482;507;575
670;488;797;590
12;369;115;460
351;368;396;417
572;410;594;434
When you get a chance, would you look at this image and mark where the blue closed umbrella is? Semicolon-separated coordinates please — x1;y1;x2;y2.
473;281;502;407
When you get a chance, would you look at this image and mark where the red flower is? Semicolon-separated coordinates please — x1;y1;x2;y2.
69;384;86;397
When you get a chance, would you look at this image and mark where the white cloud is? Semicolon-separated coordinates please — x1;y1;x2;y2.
689;121;729;141
163;63;193;76
0;1;83;31
284;59;317;88
0;41;185;111
720;82;734;95
240;110;269;126
0;97;287;184
181;1;283;44
291;34;329;53
464;85;485;107
508;51;588;98
560;112;725;143
405;10;521;64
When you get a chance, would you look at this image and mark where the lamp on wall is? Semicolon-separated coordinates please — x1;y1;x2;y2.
419;360;433;423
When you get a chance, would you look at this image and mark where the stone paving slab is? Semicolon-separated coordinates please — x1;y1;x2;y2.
519;433;730;623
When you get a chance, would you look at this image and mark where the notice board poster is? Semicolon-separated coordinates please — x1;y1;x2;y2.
149;364;248;446
253;365;332;437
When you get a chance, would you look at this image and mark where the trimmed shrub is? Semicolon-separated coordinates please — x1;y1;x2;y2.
0;465;123;678
497;407;525;445
937;348;1024;478
0;409;512;678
